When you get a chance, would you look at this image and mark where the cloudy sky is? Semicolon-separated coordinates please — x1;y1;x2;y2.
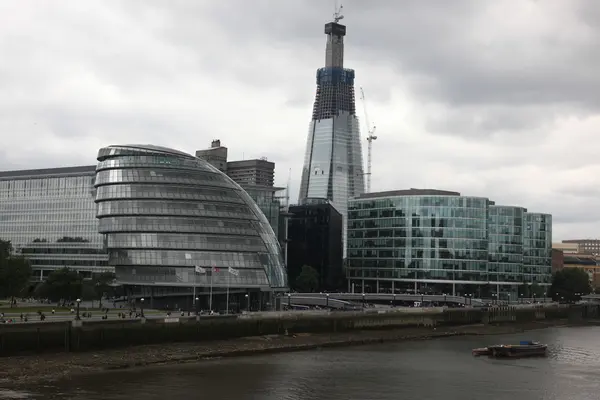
1;0;598;240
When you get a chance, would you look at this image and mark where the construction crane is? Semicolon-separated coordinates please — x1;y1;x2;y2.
360;87;377;193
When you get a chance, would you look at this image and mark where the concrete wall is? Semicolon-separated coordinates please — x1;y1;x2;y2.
0;305;592;357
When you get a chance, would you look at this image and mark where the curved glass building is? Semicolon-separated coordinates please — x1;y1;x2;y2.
347;189;552;299
94;144;287;307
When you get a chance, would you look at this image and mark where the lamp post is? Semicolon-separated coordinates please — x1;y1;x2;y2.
362;293;366;308
245;293;250;312
76;298;81;320
195;297;199;316
326;293;329;308
140;298;145;318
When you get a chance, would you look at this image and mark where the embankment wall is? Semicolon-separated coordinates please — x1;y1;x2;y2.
0;305;596;357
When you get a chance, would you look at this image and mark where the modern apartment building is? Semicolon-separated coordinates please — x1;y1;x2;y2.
0;166;110;281
346;189;552;299
298;17;365;257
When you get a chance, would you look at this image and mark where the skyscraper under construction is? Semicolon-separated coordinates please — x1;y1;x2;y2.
298;14;365;256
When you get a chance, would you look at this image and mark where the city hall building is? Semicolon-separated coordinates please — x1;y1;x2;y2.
346;189;552;300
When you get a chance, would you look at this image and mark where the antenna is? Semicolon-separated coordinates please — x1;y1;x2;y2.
360;87;377;193
333;2;344;23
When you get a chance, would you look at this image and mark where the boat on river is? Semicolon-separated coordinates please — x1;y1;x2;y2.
472;341;547;358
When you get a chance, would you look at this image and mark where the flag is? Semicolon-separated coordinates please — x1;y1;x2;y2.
213;267;220;273
228;267;239;276
195;266;206;274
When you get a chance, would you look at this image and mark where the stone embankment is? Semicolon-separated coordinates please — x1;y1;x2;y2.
0;319;570;386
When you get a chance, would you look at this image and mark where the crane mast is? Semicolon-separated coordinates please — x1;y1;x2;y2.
360;87;377;193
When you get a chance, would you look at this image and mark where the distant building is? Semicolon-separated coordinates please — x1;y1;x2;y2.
551;249;564;274
562;239;600;255
195;139;228;173
227;159;275;188
287;200;343;291
553;242;579;254
562;253;600;288
347;189;552;299
0;166;110;281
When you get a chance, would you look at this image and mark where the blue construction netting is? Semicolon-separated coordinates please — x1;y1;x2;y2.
316;67;355;85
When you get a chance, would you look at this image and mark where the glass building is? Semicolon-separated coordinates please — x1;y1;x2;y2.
298;18;365;257
347;189;552;298
94;144;287;308
0;166;110;282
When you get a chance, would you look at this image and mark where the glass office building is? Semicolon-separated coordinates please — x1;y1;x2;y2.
347;189;552;297
0;166;110;281
94;144;287;304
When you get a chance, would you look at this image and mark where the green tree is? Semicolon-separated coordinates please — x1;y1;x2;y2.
87;272;116;307
294;265;320;293
38;267;83;302
549;268;591;302
0;241;32;306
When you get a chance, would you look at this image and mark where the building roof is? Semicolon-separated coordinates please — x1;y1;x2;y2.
0;165;97;180
356;188;461;199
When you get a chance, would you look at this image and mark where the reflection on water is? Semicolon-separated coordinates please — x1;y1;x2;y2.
6;326;600;400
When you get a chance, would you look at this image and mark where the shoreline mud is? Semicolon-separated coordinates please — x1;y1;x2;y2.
0;319;581;386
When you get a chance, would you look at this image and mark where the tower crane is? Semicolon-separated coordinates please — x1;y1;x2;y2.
360;87;377;193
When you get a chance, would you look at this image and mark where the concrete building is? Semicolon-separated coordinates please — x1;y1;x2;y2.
287;200;344;291
195;139;228;173
346;189;552;299
0;166;110;281
562;239;600;255
298;17;365;257
94;144;288;308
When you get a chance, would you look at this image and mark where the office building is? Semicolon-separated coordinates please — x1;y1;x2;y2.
346;189;552;299
0;166;110;281
298;17;365;256
287;200;344;291
195;139;228;173
94;144;287;307
562;239;600;255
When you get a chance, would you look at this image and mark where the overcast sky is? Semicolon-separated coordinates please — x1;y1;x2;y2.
1;0;598;240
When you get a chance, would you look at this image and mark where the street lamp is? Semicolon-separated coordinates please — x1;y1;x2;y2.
140;298;145;318
362;293;366;307
76;298;81;320
195;297;199;316
287;293;291;308
245;293;250;311
326;293;330;308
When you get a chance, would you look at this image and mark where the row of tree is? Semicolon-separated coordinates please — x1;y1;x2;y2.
1;239;116;306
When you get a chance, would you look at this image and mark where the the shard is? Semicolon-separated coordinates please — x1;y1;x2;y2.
298;17;365;257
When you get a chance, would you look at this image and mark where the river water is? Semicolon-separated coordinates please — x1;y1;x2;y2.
4;326;600;400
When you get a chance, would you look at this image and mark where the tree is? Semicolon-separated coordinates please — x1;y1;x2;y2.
295;265;319;293
0;240;32;306
85;272;116;307
549;268;591;303
37;267;83;302
530;283;545;298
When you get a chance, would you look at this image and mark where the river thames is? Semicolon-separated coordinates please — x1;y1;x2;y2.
4;326;600;400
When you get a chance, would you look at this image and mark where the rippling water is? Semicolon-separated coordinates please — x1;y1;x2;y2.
6;326;600;400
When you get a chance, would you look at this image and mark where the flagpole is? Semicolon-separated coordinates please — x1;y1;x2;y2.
209;269;213;312
193;271;197;308
226;271;230;315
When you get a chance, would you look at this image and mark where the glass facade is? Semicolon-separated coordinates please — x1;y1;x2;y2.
94;145;287;291
488;206;525;284
347;190;553;297
0;166;109;281
523;213;552;284
298;20;365;258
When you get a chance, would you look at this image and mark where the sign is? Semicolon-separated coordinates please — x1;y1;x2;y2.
195;266;206;274
228;267;239;276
